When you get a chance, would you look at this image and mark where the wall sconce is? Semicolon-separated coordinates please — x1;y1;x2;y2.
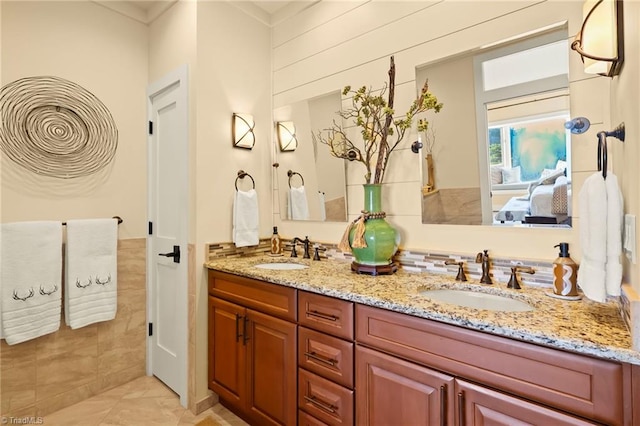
232;113;255;149
570;0;624;77
277;121;298;152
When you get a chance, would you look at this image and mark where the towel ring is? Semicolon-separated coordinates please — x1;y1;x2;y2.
287;170;304;188
598;133;608;179
597;123;625;180
235;170;255;191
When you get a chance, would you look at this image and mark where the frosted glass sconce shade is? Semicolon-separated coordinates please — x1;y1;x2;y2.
232;113;255;149
571;0;624;77
277;121;298;152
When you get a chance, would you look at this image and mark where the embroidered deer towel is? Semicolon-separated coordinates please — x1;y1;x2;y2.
65;218;118;329
1;221;62;344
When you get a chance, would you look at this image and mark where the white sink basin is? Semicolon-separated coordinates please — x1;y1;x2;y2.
420;289;534;312
254;263;308;271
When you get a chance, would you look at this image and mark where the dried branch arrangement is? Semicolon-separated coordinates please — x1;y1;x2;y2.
314;56;443;184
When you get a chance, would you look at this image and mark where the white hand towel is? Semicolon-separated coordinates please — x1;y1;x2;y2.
233;189;259;247
577;173;607;302
288;186;310;220
605;173;623;297
1;221;62;345
65;219;118;329
577;172;624;302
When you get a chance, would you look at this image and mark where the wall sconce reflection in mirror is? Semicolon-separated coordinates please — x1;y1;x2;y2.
232;113;255;149
277;121;298;152
571;0;624;77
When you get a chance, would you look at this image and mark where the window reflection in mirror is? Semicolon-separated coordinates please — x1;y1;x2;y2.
274;90;348;222
419;27;570;228
487;95;570;226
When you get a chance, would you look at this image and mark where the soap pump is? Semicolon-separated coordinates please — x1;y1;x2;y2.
551;242;579;299
270;226;283;256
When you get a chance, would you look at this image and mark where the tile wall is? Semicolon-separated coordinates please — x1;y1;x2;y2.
0;238;147;418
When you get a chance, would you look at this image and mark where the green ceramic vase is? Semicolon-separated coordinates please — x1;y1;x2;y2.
350;184;400;266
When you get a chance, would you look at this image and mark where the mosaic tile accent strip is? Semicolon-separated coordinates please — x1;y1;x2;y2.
208;240;557;288
207;239;272;259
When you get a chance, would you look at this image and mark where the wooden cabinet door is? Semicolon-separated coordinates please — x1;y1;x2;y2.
208;297;246;409
356;345;455;426
246;308;297;426
455;379;598;425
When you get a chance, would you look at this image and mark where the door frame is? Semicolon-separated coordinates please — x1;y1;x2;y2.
146;64;189;407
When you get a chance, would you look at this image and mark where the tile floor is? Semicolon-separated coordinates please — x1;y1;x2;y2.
41;375;249;426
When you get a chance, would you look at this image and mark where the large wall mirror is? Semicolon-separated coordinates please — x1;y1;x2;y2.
419;28;572;228
274;91;348;222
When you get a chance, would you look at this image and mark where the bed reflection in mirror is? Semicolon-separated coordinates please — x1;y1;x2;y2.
419;28;571;228
274;90;348;222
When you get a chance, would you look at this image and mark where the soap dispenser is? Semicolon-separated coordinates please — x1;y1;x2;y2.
270;226;283;256
551;242;579;299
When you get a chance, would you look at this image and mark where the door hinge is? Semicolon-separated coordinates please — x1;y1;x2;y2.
148;121;153;135
148;221;153;235
148;323;153;336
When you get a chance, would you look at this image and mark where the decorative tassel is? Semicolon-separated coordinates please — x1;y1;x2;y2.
338;211;370;252
351;214;368;248
338;222;353;253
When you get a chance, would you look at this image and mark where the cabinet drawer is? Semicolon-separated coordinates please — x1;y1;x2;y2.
299;369;354;426
209;270;296;321
456;379;598;425
299;327;354;389
299;410;331;426
298;291;354;340
356;304;624;425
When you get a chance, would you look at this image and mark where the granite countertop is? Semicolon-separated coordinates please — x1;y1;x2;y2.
205;255;640;366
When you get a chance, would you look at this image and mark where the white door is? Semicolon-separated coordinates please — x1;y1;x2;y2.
147;65;188;406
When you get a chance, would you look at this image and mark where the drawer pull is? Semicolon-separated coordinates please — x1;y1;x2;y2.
235;314;242;343
304;395;336;414
457;391;464;426
307;310;338;322
304;351;337;367
440;385;447;426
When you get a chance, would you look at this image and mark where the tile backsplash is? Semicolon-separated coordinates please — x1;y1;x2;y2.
207;239;556;287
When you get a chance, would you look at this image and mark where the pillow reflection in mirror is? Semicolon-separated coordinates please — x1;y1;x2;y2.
490;165;503;184
502;166;521;184
540;168;565;185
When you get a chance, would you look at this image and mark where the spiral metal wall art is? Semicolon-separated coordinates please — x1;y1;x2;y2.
0;76;118;179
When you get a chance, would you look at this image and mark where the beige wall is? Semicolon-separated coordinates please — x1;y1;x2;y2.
1;1;148;240
417;54;478;189
193;1;272;403
611;1;640;292
0;1;149;416
270;1;633;278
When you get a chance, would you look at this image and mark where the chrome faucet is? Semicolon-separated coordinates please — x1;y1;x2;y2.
475;250;492;284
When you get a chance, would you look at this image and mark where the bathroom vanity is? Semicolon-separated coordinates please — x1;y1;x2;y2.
206;257;640;425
